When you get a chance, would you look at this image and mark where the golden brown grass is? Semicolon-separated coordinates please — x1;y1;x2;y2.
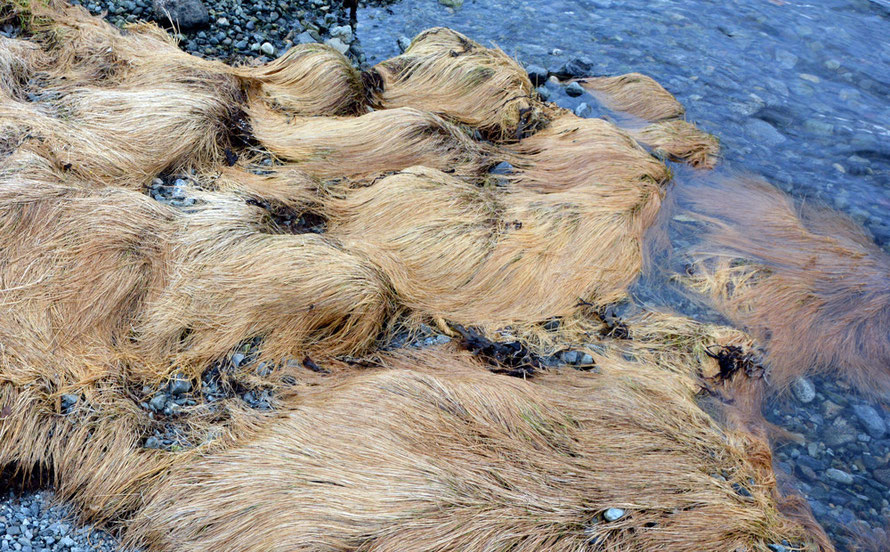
576;72;686;122
503;113;672;192
0;147;389;378
1;344;830;552
368;27;541;140
249;104;492;180
235;43;365;116
326;159;664;330
0;3;852;550
630;118;721;169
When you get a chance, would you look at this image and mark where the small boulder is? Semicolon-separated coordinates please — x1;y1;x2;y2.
260;42;276;57
553;57;594;79
852;403;887;438
565;81;585;97
152;0;209;29
325;37;350;55
825;468;853;485
525;64;548;87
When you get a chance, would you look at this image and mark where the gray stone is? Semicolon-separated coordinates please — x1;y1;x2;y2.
574;102;591;117
852;404;886;438
297;31;316;45
825;468;854;485
260;42;276;57
152;0;208;29
767;545;787;552
565;81;585;97
329;25;353;44
561;351;579;364
60;394;79;408
824;417;856;446
745;119;787;147
579;353;594;365
525;64;548;87
168;377;191;396
603;508;625;522
396;36;412;53
535;86;551;102
775;49;798;69
5;526;20;536
796;464;817;481
58;536;75;547
804;119;834;136
798;73;820;84
231;353;246;367
149;393;167;412
556;57;594;79
874;468;890;487
822;400;843;419
489;162;513;175
325;37;349;55
144;436;161;449
790;377;815;403
438;0;463;7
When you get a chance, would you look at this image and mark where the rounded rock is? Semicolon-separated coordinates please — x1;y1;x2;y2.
260;42;276;56
565;81;585;97
603;508;625;522
852;404;887;438
790;377;815;403
825;468;854;485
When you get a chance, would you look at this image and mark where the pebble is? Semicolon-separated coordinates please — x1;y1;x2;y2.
745;119;787;147
573;102;591;117
824;417;857;447
803;119;834;136
149;393;168;412
396;35;412;52
825;468;854;485
603;508;625;522
798;73;820;84
775;50;798;68
329;25;353;44
790;377;815;403
489;161;513;175
525;64;548;87
852;404;887;438
325;37;349;54
168;376;192;396
565;81;585;97
555;57;594;78
260;42;275;56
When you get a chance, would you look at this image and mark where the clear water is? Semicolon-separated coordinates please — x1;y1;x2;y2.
358;0;890;248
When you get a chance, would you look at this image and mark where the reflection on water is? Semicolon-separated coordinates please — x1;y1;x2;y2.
356;1;890;549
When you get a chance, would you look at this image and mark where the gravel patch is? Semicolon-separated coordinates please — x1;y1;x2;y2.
0;487;124;552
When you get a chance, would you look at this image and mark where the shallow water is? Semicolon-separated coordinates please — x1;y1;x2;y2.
356;1;890;549
358;0;890;248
